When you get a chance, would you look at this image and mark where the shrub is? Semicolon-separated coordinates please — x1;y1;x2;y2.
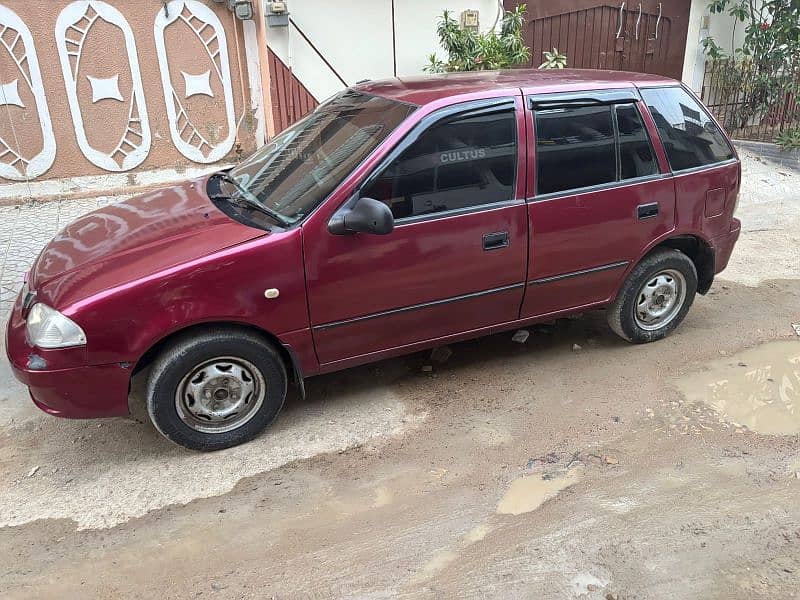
776;127;800;150
424;4;531;73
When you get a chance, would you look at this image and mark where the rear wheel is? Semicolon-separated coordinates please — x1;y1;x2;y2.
146;328;287;451
607;249;698;343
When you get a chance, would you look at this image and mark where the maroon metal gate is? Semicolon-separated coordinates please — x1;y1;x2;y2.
268;49;318;134
504;1;691;79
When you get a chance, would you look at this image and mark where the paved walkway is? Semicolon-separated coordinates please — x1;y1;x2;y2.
0;195;121;315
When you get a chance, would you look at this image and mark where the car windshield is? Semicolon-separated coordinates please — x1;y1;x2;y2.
224;90;416;225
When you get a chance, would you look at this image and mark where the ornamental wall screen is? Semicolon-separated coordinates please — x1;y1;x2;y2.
0;1;241;182
0;5;56;181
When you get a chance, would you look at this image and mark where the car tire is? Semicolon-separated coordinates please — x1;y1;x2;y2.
146;328;287;451
607;248;698;344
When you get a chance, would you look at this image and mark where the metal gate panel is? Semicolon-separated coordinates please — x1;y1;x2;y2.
506;1;689;79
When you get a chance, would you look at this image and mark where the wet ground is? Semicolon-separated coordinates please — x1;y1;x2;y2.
675;341;800;436
0;149;799;598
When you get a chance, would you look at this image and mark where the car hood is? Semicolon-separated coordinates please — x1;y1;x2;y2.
30;178;267;305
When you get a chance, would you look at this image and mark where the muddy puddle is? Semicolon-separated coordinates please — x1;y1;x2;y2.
497;467;583;515
413;466;582;584
412;524;494;583
675;341;800;435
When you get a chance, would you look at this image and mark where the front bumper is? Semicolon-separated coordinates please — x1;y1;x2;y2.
711;218;741;274
5;293;131;419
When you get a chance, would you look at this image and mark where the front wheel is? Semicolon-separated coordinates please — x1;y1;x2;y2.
607;249;698;343
146;328;287;451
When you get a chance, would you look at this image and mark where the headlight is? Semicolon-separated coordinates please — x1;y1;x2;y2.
26;303;86;349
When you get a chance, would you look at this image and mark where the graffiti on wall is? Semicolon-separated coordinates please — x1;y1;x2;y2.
0;5;57;181
0;1;242;182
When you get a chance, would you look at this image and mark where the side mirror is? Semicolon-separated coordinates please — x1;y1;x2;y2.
328;197;394;235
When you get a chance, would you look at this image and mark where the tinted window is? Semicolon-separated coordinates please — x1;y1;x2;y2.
362;108;516;219
616;103;659;180
535;105;616;195
641;86;734;171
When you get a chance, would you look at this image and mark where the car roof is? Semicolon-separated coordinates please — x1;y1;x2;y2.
355;68;676;106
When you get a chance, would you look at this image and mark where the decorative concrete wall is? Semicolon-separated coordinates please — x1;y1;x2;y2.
0;0;258;186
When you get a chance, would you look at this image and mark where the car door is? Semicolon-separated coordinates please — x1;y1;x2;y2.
639;85;739;242
521;90;676;318
304;97;529;366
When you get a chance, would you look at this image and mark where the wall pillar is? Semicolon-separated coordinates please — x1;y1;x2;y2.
252;0;277;140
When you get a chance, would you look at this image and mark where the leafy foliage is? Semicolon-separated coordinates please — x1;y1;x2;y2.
776;127;800;149
704;0;800;69
702;1;800;129
539;48;567;69
424;4;531;73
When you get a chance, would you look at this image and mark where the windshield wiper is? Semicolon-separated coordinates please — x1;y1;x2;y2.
214;172;293;227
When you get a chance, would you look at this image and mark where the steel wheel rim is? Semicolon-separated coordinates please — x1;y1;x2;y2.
175;356;266;434
634;269;687;331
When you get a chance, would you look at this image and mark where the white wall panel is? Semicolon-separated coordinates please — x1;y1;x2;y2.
682;0;752;90
268;24;347;102
266;0;502;101
291;0;394;84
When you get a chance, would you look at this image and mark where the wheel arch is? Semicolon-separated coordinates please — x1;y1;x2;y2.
630;233;715;296
649;235;715;294
131;321;304;396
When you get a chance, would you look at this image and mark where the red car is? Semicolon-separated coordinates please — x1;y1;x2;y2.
6;69;741;450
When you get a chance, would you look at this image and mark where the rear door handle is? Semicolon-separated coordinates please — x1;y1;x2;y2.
483;231;509;251
637;202;659;220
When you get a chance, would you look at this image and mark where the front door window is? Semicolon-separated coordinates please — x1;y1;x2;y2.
362;107;517;219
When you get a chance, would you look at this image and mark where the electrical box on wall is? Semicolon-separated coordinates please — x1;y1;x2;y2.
266;0;289;27
461;10;479;30
231;1;254;20
211;0;254;20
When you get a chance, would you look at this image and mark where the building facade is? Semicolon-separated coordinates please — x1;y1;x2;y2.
0;1;273;200
0;1;741;201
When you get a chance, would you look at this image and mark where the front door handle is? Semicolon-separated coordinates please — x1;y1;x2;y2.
637;202;659;220
483;231;509;251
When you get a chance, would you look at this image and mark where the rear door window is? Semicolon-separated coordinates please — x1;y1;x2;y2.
535;105;616;195
616;103;659;180
640;86;734;171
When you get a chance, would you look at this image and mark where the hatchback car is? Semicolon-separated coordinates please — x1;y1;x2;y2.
6;69;741;450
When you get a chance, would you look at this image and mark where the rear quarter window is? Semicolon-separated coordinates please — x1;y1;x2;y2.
640;86;734;171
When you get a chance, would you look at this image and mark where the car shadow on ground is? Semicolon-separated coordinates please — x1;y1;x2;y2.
296;310;617;409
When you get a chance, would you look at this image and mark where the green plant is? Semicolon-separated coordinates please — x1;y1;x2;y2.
705;0;800;68
539;48;567;69
776;127;800;150
424;4;531;73
702;1;800;126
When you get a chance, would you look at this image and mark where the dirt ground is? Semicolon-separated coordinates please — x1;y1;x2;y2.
0;149;799;599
